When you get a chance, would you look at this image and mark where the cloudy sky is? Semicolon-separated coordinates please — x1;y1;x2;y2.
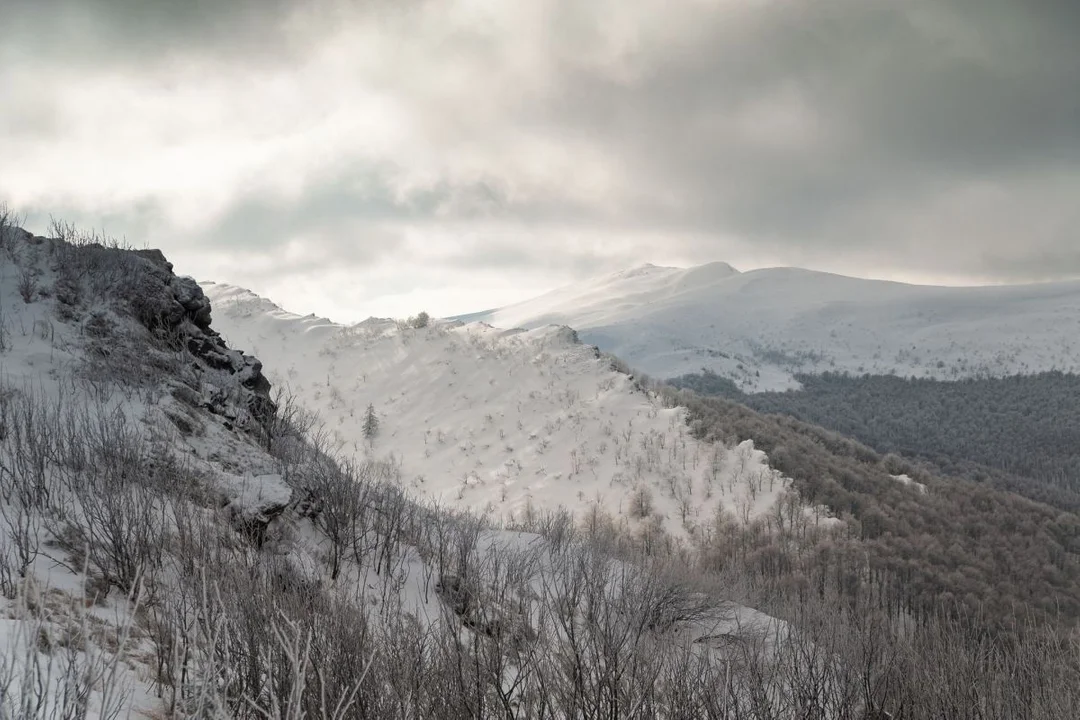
2;0;1078;320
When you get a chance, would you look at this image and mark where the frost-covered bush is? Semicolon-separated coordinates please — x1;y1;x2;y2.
629;484;654;518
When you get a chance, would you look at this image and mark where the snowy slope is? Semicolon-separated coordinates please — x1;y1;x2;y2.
203;282;808;536
466;262;1080;391
0;227;797;716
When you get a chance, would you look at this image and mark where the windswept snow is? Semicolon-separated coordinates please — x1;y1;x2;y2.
465;262;1080;391
891;474;928;495
203;282;795;536
1;230;794;717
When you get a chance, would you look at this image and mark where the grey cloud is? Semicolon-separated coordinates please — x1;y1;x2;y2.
517;0;1080;278
437;237;627;278
5;0;1080;287
980;248;1080;283
199;171;538;255
1;0;305;68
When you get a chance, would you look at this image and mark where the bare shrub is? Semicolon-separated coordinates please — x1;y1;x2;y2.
0;301;9;353
0;497;40;599
304;457;374;581
407;311;430;329
629;484;653;518
0;202;23;254
17;266;37;303
53;480;167;599
0;577;136;719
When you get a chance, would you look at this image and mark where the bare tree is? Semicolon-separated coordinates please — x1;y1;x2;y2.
17;266;37;304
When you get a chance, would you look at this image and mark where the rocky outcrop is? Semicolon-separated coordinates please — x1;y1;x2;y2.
223;474;293;549
126;255;276;427
171;282;275;430
435;573;537;647
171;275;213;330
56;237;277;433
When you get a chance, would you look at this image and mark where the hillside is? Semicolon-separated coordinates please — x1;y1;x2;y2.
665;385;1080;626
2;218;1078;717
0;222;798;717
201;282;798;537
199;282;1080;630
466;262;1080;391
670;369;1080;511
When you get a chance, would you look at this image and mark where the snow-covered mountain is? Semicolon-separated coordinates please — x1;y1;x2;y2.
1;226;792;716
466;262;1080;391
202;282;812;537
3;224;1073;716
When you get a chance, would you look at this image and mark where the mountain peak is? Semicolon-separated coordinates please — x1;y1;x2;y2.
478;258;1080;391
677;260;740;283
612;262;668;279
610;260;740;284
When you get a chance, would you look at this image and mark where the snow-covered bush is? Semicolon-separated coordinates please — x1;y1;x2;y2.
408;311;430;329
629;484;654;519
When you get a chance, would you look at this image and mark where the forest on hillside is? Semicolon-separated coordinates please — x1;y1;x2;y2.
668;369;1080;510
659;386;1080;630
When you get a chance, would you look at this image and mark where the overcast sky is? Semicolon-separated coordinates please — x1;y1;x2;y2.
2;0;1078;321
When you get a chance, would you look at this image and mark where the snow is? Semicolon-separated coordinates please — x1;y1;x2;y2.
464;262;1080;391
891;473;928;495
0;229;798;714
0;235;167;717
0;578;155;720
202;282;795;536
0;234;297;716
221;473;293;518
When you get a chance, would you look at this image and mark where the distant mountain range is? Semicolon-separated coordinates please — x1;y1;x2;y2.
461;262;1080;390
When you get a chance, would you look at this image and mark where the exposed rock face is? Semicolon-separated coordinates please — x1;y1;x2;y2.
435;573;536;647
67;240;277;433
223;474;293;549
171;276;213;330
159;276;276;430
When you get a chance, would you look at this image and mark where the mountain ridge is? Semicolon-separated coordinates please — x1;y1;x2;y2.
464;261;1080;390
201;280;800;538
3;219;1077;715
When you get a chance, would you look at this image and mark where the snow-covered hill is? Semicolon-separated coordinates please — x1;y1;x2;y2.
203;282;809;536
1;226;794;717
0;227;290;716
4;224;1071;716
466;262;1080;391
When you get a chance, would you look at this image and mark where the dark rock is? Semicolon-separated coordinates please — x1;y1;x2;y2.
186;336;235;370
435;574;474;616
51;235;279;439
126;254;278;430
132;248;173;272
165;409;197;436
170;276;212;329
228;499;289;549
171;384;202;407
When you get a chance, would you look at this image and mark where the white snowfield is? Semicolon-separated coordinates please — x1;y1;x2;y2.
468;262;1080;391
203;282;805;536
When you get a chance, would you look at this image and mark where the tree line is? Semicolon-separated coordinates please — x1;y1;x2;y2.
658;383;1080;631
669;369;1080;510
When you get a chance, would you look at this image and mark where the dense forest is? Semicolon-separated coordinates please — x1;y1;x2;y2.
668;369;1080;510
657;385;1080;629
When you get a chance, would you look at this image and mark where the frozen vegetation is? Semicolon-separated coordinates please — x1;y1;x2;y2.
203;282;795;537
0;211;1076;718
